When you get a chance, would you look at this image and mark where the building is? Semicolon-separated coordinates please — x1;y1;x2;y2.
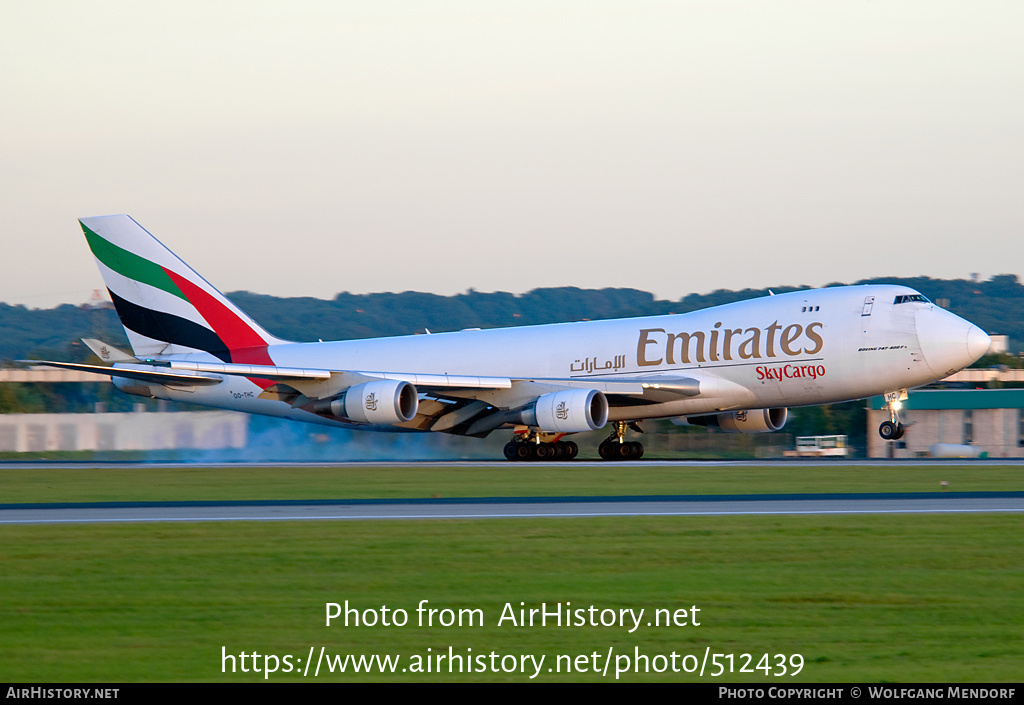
0;409;247;453
868;389;1024;458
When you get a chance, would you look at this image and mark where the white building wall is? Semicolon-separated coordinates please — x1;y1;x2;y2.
868;407;1020;458
0;411;248;453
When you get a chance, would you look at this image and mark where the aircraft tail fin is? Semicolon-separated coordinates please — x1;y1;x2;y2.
79;215;286;362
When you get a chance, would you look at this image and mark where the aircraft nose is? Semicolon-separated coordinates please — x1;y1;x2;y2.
967;324;992;362
915;307;990;377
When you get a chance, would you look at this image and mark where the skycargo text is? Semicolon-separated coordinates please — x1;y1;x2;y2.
755;364;827;381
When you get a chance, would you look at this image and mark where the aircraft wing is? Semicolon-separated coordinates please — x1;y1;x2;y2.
24;358;517;390
269;369;700;404
28;354;705;437
147;359;706;434
325;371;700;398
39;336;703;400
30;357;704;401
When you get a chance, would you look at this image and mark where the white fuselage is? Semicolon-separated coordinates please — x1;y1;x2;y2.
129;284;989;430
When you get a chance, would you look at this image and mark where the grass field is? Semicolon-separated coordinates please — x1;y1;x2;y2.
1;463;1022;682
2;463;1022;503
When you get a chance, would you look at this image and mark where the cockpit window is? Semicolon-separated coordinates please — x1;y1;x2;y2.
893;294;930;304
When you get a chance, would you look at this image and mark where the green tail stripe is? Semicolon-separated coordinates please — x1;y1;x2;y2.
81;223;187;302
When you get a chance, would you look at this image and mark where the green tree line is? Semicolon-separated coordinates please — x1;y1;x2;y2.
4;274;1018;363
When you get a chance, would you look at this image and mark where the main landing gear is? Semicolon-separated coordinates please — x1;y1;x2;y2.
878;389;907;441
503;431;579;462
502;421;647;461
598;420;644;461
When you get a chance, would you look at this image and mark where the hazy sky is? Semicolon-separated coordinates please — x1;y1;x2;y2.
3;1;1023;310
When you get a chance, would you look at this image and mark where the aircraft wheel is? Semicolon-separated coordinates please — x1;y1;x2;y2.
535;443;553;460
503;442;519;461
515;444;534;461
598;442;616;460
565;441;579;460
879;421;897;440
630;441;644;459
892;422;905;440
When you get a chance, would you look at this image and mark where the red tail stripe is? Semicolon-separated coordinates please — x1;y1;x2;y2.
163;269;276;377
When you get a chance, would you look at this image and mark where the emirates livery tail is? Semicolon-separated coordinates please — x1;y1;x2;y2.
79;215;286;363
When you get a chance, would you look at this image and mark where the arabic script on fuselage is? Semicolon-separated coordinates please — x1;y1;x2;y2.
569;354;627;374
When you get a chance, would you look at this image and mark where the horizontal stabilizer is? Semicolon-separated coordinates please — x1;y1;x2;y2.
23;361;223;386
82;338;138;363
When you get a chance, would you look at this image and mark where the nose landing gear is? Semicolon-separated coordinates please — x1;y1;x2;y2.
878;389;907;441
878;420;904;440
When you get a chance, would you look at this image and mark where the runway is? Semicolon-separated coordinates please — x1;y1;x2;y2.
3;458;1024;471
3;491;1023;524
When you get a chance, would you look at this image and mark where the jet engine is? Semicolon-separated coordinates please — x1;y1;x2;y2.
320;379;419;426
682;408;788;433
513;389;609;433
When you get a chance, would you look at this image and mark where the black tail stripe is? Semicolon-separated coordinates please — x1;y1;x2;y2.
108;290;232;363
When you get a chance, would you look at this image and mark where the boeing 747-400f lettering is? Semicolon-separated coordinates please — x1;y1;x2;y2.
35;215;991;461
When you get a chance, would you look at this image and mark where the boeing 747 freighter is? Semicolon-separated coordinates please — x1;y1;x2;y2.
35;215;991;460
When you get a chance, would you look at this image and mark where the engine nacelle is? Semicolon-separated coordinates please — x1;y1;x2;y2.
325;380;419;426
684;408;788;433
531;389;609;433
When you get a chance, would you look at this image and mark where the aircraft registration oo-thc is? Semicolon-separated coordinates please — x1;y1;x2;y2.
37;215;991;461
